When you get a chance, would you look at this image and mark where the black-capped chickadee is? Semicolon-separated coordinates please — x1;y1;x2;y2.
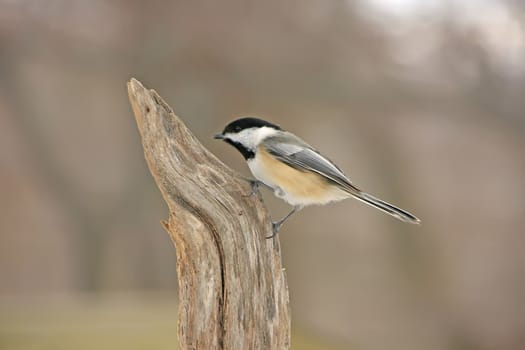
215;117;420;237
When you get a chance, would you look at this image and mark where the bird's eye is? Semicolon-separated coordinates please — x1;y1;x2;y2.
235;126;242;132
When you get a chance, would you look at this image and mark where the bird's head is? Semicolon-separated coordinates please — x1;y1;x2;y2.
214;117;281;157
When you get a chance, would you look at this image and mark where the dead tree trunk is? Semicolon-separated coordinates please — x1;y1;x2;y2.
127;79;291;349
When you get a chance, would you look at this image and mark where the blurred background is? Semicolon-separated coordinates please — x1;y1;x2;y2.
1;0;524;349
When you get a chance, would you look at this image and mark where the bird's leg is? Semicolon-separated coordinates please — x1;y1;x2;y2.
243;179;271;198
267;205;303;239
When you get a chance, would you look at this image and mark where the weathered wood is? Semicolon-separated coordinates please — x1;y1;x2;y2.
127;78;291;349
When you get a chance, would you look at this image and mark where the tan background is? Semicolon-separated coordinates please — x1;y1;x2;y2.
1;1;524;349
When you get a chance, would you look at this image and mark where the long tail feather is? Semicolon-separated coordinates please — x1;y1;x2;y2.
351;191;420;224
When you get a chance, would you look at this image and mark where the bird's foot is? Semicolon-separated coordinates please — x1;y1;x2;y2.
266;222;281;239
242;179;270;198
243;179;261;198
265;205;303;239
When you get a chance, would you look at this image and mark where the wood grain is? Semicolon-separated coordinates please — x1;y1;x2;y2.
127;78;291;349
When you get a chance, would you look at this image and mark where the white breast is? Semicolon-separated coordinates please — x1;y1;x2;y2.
247;155;278;190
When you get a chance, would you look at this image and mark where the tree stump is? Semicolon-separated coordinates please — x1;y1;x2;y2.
127;78;291;349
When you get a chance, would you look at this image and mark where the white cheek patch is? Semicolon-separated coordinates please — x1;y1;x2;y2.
226;127;278;150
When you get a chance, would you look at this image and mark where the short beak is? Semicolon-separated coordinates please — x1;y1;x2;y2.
214;133;225;140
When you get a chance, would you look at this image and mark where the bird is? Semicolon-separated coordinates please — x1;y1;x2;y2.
214;117;420;238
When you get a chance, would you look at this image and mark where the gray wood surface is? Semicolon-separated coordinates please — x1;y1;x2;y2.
127;79;291;349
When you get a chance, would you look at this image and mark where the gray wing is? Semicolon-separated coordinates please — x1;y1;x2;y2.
264;132;421;224
263;133;361;194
